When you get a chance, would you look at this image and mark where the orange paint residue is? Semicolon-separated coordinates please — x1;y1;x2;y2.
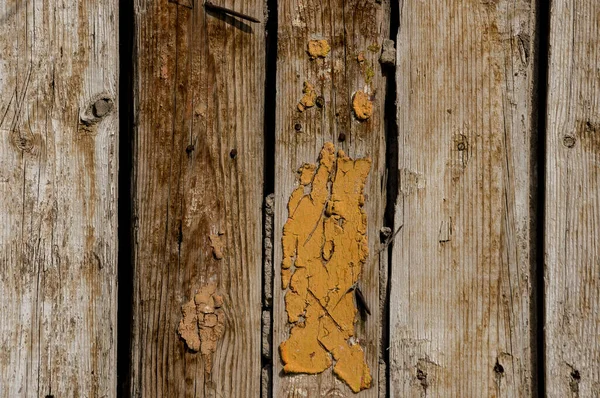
307;39;331;59
178;283;226;380
297;81;317;112
352;90;373;121
279;142;372;393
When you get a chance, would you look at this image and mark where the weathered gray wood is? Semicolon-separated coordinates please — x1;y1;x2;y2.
545;1;600;395
389;1;536;396
130;1;265;396
272;0;389;396
0;1;118;397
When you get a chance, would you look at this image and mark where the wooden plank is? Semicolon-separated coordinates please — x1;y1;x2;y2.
0;1;118;397
545;1;600;395
130;1;265;396
272;1;389;396
389;1;536;396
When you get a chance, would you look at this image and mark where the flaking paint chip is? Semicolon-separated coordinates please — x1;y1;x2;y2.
297;81;317;112
307;39;331;59
352;90;373;121
279;142;373;393
178;283;226;379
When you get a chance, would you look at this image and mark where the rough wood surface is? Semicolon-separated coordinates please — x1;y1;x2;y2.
272;0;389;396
389;1;537;396
130;1;265;396
545;1;600;396
0;1;118;397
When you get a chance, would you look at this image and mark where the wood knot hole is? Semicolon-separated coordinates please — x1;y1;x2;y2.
81;94;114;126
9;130;38;153
494;361;504;375
93;98;113;118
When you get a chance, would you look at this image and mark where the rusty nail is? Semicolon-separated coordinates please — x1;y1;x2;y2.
294;123;302;132
316;96;325;108
338;132;346;142
354;286;371;316
563;135;576;148
204;1;260;23
230;148;238;158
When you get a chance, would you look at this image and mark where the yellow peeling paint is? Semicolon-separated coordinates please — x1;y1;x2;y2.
279;142;372;393
297;81;317;112
178;283;225;379
352;90;373;121
307;39;331;59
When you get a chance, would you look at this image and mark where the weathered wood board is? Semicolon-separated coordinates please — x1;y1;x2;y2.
130;1;265;396
389;1;537;396
0;0;118;396
545;0;600;395
272;0;389;396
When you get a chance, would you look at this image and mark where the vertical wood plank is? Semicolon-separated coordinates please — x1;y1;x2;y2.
0;0;118;396
546;1;600;395
272;1;389;396
389;1;537;396
130;0;265;396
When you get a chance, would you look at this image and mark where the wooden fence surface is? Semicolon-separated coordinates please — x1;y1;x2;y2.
390;0;536;396
545;0;600;396
0;0;599;397
0;1;118;397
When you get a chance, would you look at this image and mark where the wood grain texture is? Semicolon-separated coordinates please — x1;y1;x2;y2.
130;1;265;396
0;1;118;397
389;1;537;396
272;0;389;396
545;0;600;396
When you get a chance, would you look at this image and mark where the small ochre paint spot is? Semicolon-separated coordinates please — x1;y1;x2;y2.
307;39;331;59
279;142;373;393
178;283;225;379
297;81;317;112
352;91;373;121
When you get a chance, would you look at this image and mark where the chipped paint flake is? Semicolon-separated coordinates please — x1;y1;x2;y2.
297;81;317;112
352;90;373;121
177;283;226;379
279;143;373;393
307;39;331;59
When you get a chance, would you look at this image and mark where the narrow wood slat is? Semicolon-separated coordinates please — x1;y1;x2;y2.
389;1;536;396
545;0;600;395
272;0;389;396
130;0;265;396
0;0;118;396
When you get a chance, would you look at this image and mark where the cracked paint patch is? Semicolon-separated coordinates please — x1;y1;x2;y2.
178;283;225;379
279;142;372;393
297;81;317;112
307;39;330;59
352;91;373;121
